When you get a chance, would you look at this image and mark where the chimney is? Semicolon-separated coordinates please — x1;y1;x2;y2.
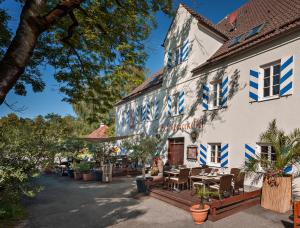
228;11;238;30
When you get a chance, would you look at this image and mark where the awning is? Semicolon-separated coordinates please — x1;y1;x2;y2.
81;134;134;143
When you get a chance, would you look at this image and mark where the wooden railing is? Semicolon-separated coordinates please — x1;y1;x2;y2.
208;189;261;221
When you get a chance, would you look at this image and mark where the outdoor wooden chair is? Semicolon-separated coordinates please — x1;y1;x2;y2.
233;172;245;195
189;167;204;189
169;168;190;190
204;167;213;174
208;174;234;199
294;201;300;228
230;168;241;177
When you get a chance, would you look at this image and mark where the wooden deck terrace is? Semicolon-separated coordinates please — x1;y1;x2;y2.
149;188;262;221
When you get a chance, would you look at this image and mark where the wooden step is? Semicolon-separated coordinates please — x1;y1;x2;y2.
150;191;192;211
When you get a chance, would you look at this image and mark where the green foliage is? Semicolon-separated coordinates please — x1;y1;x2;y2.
0;113;91;220
196;185;218;208
122;136;158;164
88;142;113;167
0;0;173;102
122;136;158;177
243;119;300;184
77;162;92;173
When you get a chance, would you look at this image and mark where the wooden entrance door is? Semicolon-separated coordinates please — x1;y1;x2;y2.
168;138;184;166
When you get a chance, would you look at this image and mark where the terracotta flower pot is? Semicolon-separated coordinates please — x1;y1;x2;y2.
82;172;94;181
74;171;83;180
190;204;210;224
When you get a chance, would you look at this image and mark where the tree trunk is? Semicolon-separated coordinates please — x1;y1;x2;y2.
142;163;146;179
0;0;85;105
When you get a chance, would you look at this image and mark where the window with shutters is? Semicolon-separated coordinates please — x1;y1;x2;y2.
211;81;222;108
173;93;179;115
138;105;143;122
209;143;222;164
259;144;277;162
167;40;189;68
261;62;280;98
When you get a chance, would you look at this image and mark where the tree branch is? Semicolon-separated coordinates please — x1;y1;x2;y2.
61;11;85;73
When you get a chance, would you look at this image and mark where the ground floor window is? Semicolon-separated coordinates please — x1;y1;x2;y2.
209;143;221;164
260;144;276;162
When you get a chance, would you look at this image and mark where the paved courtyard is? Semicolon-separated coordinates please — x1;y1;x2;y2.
16;175;293;228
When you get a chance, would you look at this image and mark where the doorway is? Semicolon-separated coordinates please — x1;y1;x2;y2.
168;138;184;166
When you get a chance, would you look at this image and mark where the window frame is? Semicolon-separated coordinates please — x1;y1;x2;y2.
209;143;222;166
258;143;277;163
211;81;223;109
167;41;189;68
260;61;281;100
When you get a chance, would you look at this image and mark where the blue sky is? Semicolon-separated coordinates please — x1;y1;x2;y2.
0;0;248;118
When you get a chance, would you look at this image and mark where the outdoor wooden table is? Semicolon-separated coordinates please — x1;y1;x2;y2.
191;174;222;190
164;170;179;181
164;170;180;191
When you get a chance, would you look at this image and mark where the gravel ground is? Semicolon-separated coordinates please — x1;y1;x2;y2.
12;175;293;228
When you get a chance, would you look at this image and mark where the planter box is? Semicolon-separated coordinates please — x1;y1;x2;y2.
261;176;292;213
83;172;95;181
74;171;83;180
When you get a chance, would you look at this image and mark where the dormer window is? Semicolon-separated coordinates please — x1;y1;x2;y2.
245;23;265;39
228;34;244;47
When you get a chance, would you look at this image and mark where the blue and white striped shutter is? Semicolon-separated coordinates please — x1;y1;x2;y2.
180;39;189;62
221;76;229;107
167;95;172;116
280;55;294;97
135;107;139;125
127;109;131;126
146;101;151;121
167;51;173;69
199;144;207;165
221;144;229;168
154;98;159;120
178;90;185;114
202;84;209;111
249;70;259;102
245;144;256;161
123;111;126;126
142;104;146;121
283;165;293;174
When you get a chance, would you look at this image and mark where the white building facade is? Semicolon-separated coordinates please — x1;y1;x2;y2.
115;2;300;187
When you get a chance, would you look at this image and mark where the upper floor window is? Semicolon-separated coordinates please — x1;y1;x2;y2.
212;81;222;108
167;39;189;69
263;62;280;98
260;144;276;162
173;93;179;115
209;143;221;164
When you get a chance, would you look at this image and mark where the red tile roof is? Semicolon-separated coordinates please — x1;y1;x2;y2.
86;124;109;139
192;0;300;72
115;68;164;106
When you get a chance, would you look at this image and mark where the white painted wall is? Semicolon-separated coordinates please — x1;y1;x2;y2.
115;5;300;190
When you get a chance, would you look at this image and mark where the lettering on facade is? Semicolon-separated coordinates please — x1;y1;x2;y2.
158;118;204;133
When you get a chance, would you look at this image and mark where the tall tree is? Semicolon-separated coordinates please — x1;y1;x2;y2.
0;0;173;105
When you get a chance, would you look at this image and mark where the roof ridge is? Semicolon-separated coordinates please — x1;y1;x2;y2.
180;2;229;39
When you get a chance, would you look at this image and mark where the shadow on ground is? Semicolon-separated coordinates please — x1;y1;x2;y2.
22;175;146;228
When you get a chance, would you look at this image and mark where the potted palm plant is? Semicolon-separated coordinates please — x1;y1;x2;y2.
244;120;300;213
122;136;158;193
190;186;217;224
